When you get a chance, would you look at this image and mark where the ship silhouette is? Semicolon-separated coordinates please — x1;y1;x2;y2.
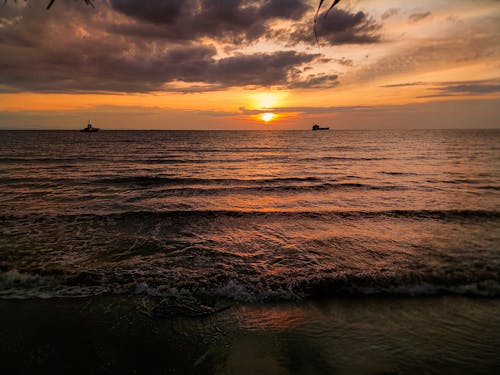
81;121;99;132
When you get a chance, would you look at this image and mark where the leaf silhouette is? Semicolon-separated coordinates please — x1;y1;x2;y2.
324;0;342;19
3;0;94;9
314;0;342;46
314;0;326;46
46;0;94;9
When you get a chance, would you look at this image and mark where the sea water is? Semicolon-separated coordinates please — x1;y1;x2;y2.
1;129;500;374
0;129;499;301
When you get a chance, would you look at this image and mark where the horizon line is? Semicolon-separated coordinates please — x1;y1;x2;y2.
1;127;499;131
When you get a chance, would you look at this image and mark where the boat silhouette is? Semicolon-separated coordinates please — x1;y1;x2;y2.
312;124;329;131
81;121;99;132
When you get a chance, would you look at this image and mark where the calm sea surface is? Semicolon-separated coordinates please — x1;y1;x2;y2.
0;129;499;300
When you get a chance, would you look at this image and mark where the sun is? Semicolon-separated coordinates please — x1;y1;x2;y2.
247;91;286;124
260;112;277;123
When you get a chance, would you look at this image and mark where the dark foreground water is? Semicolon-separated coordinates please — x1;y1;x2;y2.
0;129;499;373
1;296;499;375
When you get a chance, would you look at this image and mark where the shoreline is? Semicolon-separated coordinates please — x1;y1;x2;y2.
1;295;499;374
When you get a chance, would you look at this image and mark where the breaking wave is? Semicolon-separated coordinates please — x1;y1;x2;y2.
1;268;499;301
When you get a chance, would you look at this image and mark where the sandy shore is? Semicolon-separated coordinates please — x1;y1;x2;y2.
1;296;499;374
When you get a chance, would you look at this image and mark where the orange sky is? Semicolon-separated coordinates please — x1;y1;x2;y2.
0;0;499;129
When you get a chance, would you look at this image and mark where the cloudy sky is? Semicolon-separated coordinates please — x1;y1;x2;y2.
0;0;499;129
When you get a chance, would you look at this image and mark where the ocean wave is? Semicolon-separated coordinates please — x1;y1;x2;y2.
0;155;392;165
133;184;406;195
298;156;390;162
2;209;498;223
93;176;407;193
0;157;101;163
478;185;500;191
381;171;419;176
95;176;323;186
1;268;499;301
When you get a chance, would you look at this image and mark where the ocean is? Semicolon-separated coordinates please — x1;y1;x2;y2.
0;129;499;374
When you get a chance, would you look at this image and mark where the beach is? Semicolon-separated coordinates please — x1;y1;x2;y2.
1;296;499;374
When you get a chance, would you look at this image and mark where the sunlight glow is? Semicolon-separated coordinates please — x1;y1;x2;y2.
260;112;277;123
250;92;287;110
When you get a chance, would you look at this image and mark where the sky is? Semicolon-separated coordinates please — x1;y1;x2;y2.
0;0;499;129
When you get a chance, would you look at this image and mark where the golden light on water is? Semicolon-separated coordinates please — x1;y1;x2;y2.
260;112;277;123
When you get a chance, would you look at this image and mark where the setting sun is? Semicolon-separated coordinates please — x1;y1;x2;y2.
260;112;277;123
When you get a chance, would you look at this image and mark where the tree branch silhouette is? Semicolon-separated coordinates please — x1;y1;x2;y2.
314;0;342;46
46;0;94;10
4;0;94;10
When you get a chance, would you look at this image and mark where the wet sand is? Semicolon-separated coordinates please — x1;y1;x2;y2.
1;296;499;374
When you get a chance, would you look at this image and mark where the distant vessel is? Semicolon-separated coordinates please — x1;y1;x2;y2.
312;124;329;131
81;121;99;132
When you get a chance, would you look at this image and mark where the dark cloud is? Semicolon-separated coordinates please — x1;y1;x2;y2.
381;82;426;88
0;0;384;93
108;0;311;44
417;79;500;98
0;1;324;93
332;57;354;67
381;79;500;98
109;0;187;24
205;50;321;87
0;34;320;92
289;74;339;89
438;81;500;94
381;8;400;20
408;11;432;23
286;8;381;45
